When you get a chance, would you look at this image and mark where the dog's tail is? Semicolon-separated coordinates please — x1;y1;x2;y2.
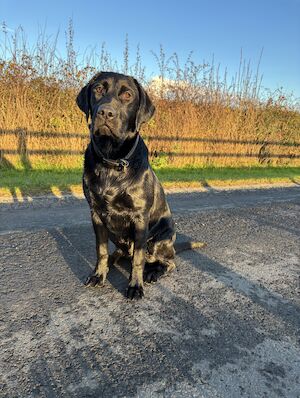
174;241;207;254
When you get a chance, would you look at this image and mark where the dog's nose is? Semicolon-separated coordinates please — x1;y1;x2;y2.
97;105;116;120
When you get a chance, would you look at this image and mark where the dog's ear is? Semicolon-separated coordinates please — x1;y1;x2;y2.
133;79;155;131
76;72;103;122
76;83;90;122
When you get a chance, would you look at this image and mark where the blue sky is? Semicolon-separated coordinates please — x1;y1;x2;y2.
1;0;300;97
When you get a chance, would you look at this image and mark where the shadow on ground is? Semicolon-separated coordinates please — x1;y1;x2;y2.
23;225;298;397
1;185;300;396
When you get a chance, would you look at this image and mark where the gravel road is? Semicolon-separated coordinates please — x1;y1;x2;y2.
0;187;299;397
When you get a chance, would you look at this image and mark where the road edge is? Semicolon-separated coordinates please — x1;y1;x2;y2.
1;181;300;204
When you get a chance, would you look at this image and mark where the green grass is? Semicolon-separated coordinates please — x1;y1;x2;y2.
154;166;300;183
0;166;300;199
0;168;82;197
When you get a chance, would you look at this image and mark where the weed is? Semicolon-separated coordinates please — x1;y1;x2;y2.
0;21;299;170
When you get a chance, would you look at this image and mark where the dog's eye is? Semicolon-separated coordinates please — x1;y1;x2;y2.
120;91;132;101
95;86;105;96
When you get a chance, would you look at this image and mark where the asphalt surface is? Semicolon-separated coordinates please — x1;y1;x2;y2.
0;187;299;397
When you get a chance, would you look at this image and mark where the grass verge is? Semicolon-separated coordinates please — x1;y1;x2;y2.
1;166;300;201
156;166;300;188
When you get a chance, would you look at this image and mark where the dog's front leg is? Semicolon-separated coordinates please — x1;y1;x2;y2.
85;212;109;287
126;218;148;299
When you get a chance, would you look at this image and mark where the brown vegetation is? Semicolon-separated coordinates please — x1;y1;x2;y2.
0;22;299;169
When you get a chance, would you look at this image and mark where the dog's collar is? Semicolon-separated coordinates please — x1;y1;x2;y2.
90;131;140;172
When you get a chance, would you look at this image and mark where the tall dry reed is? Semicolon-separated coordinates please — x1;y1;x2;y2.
0;21;299;169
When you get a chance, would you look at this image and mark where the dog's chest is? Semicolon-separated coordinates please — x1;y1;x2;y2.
103;191;133;213
90;179;135;233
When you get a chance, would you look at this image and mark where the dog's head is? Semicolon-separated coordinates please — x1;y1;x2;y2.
76;72;155;141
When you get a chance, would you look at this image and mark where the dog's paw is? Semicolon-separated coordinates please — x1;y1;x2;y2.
143;269;164;283
126;285;144;300
143;263;167;283
84;273;105;287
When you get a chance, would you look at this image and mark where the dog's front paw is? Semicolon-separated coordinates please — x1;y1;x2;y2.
85;273;106;287
126;284;144;300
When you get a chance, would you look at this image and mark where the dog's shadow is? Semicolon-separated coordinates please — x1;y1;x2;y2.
48;226;133;296
49;226;191;297
48;225;128;294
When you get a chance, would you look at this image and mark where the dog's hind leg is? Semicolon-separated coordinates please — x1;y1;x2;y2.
144;239;176;283
109;247;132;267
109;248;124;266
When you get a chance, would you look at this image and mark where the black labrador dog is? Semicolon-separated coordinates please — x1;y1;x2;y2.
77;71;204;299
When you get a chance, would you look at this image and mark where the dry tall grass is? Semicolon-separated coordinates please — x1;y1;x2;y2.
0;22;299;169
